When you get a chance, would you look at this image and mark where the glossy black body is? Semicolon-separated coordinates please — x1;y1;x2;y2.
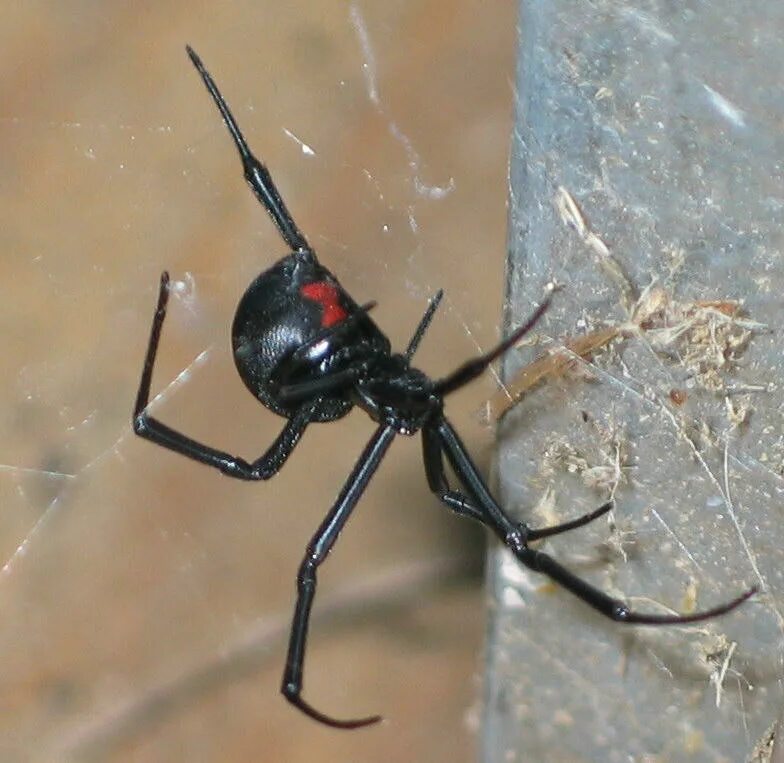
131;46;756;731
232;251;389;421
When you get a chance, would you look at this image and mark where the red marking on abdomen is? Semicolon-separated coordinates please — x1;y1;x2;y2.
300;282;349;328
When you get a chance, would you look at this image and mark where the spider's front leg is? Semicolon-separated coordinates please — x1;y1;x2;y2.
282;424;395;729
132;272;313;480
186;45;310;255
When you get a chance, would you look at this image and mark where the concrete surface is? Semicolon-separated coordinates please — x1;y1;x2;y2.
487;2;784;761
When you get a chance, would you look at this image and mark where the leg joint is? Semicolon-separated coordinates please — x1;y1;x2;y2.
296;558;318;590
505;525;530;554
132;413;149;436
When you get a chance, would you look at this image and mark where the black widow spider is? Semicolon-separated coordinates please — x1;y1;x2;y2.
133;46;756;730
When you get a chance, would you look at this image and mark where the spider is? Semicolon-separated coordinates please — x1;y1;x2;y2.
132;46;756;730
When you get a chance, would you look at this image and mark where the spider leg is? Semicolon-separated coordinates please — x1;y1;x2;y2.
282;424;395;729
132;272;315;480
421;424;485;523
276;367;365;404
405;289;444;360
434;294;551;396
422;425;613;536
516;546;756;624
186;46;311;255
434;417;756;624
526;501;613;541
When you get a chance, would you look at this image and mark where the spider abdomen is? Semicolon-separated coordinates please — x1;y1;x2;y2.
231;251;390;421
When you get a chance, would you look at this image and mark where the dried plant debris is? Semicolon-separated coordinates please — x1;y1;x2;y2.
554;186;638;310
704;634;739;708
541;439;591;480
596;516;639;565
490;186;769;422
760;436;784;477
486;325;622;420
527;481;637;564
748;722;778;763
529;485;559;528
540;428;629;499
491;284;767;421
535;420;640;563
635;288;767;394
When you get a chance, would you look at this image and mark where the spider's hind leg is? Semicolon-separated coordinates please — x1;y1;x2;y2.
281;424;396;729
433;416;755;625
423;421;613;538
519;546;757;625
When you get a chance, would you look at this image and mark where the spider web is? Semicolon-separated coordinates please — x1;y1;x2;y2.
0;3;515;760
4;3;782;762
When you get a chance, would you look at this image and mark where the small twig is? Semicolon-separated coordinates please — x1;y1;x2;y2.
711;639;737;708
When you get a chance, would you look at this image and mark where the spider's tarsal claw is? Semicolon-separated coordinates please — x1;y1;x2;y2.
622;584;758;626
726;585;759;610
285;690;382;730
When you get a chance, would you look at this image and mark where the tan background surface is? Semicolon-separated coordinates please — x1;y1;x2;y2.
1;2;517;761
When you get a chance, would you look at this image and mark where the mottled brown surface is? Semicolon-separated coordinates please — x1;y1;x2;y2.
1;3;515;762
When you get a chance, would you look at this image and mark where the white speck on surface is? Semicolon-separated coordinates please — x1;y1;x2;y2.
702;84;746;128
498;548;537;592
282;127;316;156
502;587;527;609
